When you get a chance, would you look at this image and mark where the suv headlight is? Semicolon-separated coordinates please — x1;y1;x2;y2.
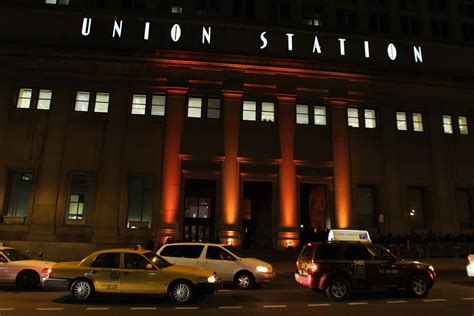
256;266;269;273
428;265;435;273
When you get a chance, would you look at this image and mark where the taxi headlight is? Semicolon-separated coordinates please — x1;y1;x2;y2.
256;266;269;273
428;265;435;273
207;275;217;283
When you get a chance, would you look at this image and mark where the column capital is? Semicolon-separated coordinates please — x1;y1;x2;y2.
222;90;244;99
166;86;189;96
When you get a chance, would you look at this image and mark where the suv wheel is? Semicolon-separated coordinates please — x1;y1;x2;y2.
408;275;430;298
325;278;351;301
235;271;255;289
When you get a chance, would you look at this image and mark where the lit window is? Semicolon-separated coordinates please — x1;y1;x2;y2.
171;5;183;13
131;94;147;115
261;102;275;122
458;116;469;135
442;115;453;134
396;111;408;131
207;98;221;119
75;91;90;112
364;109;377;129
412;113;424;132
68;194;84;220
67;173;93;221
45;0;69;4
314;106;327;125
17;88;33;109
347;108;360;128
296;104;309;124
37;89;52;110
151;95;166;116
243;101;256;121
188;98;202;118
94;92;110;113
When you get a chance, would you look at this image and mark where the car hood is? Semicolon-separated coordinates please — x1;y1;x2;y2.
9;260;56;268
164;264;214;277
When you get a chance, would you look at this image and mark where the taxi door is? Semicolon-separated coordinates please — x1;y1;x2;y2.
89;252;121;293
200;245;236;282
367;246;399;287
119;253;163;294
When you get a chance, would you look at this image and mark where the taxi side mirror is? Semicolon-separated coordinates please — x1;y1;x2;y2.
146;263;154;270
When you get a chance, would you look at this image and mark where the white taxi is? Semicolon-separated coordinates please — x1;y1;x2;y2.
0;246;56;290
157;242;275;289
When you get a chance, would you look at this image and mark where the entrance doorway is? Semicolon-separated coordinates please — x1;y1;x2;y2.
242;181;273;248
183;179;216;242
300;183;328;244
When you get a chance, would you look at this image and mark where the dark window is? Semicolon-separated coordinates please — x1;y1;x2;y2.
303;6;324;26
124;253;150;269
4;171;34;217
458;0;474;17
461;23;474;41
368;0;388;8
127;176;153;228
196;0;220;16
122;0;146;9
399;0;417;10
269;1;291;22
367;246;395;261
299;244;316;260
206;246;236;260
431;19;451;40
336;9;357;31
233;0;255;18
314;244;343;260
369;13;389;33
91;253;120;268
456;189;473;229
344;245;372;260
160;245;204;258
429;0;447;12
408;187;426;229
357;186;377;229
400;16;420;36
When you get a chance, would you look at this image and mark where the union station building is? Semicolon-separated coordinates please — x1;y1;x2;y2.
0;0;473;257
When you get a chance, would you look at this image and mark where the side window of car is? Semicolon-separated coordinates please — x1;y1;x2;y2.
161;245;204;258
368;246;395;261
160;246;179;257
91;253;120;268
206;246;236;261
344;245;372;260
124;253;150;269
0;253;7;263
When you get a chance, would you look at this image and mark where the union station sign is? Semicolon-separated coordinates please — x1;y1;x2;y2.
80;18;424;64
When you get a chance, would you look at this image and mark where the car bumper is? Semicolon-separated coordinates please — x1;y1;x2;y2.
467;263;474;277
254;271;276;283
294;272;326;289
43;278;70;291
196;279;221;295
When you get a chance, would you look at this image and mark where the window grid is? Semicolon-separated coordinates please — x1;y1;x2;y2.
261;102;275;122
347;108;360;128
396;111;408;131
412;112;424;132
151;95;166;116
188;97;203;118
442;115;453;134
364;109;377;129
243;101;257;121
131;94;147;115
458;116;469;135
74;91;90;112
314;105;327;125
17;88;33;109
296;104;309;124
207;98;221;119
94;92;110;113
37;89;52;110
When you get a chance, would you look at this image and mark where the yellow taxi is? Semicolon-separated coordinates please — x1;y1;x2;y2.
43;248;218;304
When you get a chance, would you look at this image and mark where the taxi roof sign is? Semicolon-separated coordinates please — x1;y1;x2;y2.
327;229;372;243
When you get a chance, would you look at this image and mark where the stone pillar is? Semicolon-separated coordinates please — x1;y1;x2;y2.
330;99;352;229
219;90;242;245
158;87;188;243
277;94;298;249
28;88;70;241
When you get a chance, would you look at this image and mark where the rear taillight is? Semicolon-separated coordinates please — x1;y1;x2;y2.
308;262;319;274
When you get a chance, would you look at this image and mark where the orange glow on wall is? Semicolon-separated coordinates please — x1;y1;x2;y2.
221;91;242;225
160;88;187;225
331;100;351;228
277;95;297;228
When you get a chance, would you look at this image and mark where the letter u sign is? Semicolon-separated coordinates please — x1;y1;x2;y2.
82;18;92;36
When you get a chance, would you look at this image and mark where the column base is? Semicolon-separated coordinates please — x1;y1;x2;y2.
218;230;241;248
277;231;300;251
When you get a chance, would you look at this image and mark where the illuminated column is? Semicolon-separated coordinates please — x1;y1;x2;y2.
219;90;242;245
277;94;298;249
330;100;352;228
159;87;187;243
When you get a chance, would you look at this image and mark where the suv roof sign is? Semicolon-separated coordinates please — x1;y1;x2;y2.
327;229;372;243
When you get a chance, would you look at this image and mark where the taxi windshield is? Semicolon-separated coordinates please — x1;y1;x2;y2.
144;252;172;269
2;249;30;261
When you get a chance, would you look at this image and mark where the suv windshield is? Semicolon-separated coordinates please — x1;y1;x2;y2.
2;249;30;261
144;252;172;269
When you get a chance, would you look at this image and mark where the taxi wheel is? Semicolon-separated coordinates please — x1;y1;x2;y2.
70;279;94;303
408;275;430;298
234;271;255;290
168;280;194;304
325;278;351;301
16;270;39;291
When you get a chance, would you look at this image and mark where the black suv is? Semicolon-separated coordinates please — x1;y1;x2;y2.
295;242;436;301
